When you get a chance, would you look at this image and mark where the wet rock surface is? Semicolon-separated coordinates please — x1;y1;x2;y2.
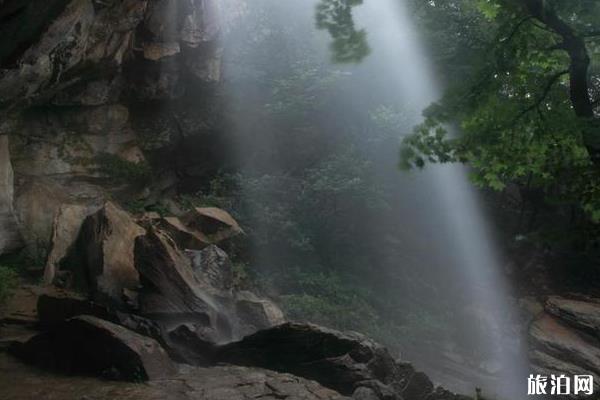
134;228;226;332
0;352;347;400
0;281;464;400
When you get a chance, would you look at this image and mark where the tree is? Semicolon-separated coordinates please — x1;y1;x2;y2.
315;0;371;63
400;0;600;222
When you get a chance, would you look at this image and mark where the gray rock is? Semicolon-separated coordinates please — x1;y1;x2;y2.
234;290;285;337
190;245;233;291
217;322;461;400
165;323;218;365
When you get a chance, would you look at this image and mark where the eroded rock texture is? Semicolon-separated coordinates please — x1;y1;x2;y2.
529;296;600;393
0;0;245;256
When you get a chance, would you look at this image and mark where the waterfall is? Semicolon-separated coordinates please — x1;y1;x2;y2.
215;0;529;397
354;1;528;398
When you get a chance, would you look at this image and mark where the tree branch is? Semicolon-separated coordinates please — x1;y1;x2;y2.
510;70;569;126
519;0;594;119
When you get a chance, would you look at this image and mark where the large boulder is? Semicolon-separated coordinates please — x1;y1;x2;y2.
0;135;23;255
134;228;231;339
13;315;176;381
217;322;464;400
44;203;99;284
165;322;219;366
57;202;145;307
182;207;243;244
187;244;285;338
234;290;285;337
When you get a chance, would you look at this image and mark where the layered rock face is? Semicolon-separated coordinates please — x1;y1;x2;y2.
0;0;242;257
529;296;600;393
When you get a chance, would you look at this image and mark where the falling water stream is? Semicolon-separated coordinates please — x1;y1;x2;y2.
354;2;528;397
216;0;529;398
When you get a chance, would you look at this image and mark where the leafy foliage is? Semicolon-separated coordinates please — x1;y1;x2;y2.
399;0;600;230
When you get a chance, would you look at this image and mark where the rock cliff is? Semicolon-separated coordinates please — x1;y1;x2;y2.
0;0;238;259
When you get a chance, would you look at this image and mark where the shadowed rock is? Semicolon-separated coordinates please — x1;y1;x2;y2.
158;216;211;250
37;289;111;328
217;322;465;400
182;207;243;243
44;203;100;284
165;323;219;365
13;315;176;381
0;352;348;400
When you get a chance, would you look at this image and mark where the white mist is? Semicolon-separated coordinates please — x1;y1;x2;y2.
354;1;528;398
